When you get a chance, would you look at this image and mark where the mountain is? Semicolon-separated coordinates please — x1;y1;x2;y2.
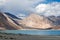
5;12;22;25
4;12;21;19
0;12;22;30
48;16;60;26
47;15;60;30
1;12;60;30
19;13;53;29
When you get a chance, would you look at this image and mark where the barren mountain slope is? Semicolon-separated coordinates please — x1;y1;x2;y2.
19;14;53;29
0;12;22;30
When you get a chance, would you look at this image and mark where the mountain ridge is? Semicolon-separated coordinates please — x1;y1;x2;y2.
0;12;22;30
19;13;54;29
0;12;60;30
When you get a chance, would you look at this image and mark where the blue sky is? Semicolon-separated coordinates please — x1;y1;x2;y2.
49;0;60;2
0;0;60;18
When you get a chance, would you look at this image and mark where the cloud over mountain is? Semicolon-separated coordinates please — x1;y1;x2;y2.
0;0;46;18
0;0;60;18
35;2;60;16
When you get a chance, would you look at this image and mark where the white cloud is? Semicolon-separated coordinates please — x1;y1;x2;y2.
0;0;6;5
35;4;48;13
0;0;46;18
2;0;46;13
1;0;60;18
35;2;60;16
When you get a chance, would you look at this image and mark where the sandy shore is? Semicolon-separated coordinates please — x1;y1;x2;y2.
0;32;60;40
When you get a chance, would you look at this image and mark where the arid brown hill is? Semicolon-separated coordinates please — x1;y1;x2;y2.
1;12;60;30
0;12;22;30
19;14;53;29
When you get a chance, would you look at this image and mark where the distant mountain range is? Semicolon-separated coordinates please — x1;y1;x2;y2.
48;16;60;26
0;12;60;30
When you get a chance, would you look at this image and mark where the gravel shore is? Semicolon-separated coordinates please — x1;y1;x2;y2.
0;32;60;40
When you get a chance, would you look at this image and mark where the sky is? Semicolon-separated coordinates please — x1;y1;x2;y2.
0;0;60;18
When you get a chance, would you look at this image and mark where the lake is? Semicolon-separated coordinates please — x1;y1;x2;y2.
0;30;60;35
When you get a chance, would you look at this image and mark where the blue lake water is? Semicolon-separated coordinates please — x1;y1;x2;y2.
0;30;60;35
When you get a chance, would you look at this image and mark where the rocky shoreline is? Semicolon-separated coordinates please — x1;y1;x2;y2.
0;32;60;40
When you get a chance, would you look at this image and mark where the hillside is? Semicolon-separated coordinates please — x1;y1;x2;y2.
0;12;22;30
19;13;53;29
